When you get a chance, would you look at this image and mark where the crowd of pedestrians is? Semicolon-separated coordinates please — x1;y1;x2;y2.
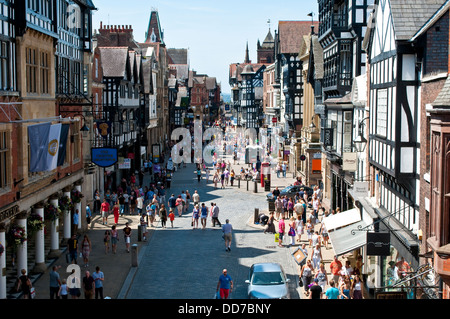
262;174;366;300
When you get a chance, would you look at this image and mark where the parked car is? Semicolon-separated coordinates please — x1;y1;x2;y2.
245;263;290;299
266;185;314;202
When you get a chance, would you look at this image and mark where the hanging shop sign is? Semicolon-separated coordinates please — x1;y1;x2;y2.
323;128;333;147
343;152;357;171
367;232;391;256
96;121;112;139
91;147;118;168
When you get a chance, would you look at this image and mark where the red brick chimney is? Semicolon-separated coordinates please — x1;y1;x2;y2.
97;22;137;48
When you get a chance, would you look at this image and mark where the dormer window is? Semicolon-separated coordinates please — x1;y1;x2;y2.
150;28;157;43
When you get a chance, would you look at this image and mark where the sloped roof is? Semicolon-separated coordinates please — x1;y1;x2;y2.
278;21;318;54
261;30;274;48
390;0;446;40
229;63;266;82
432;74;450;107
98;47;129;77
168;48;188;65
145;10;164;44
205;77;217;90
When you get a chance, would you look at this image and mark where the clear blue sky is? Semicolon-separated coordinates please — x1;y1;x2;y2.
91;0;318;94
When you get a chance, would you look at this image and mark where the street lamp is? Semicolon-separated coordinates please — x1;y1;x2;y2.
353;116;369;153
353;134;367;152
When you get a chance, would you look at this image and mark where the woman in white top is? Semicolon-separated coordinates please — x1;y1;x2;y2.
351;275;364;299
311;243;322;270
315;262;328;291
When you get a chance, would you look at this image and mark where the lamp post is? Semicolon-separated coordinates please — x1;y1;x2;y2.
353;117;369;153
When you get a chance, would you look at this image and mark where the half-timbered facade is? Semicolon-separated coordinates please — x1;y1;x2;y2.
317;0;372;212
98;46;143;185
362;0;446;293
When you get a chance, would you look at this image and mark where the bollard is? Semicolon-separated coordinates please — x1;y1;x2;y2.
247;179;249;191
254;180;257;193
131;244;138;267
254;208;259;224
238;178;240;188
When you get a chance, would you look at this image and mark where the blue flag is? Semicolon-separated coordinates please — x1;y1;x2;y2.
28;122;51;172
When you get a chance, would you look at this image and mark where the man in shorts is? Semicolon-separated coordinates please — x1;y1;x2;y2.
216;269;233;299
222;219;233;252
101;198;110;225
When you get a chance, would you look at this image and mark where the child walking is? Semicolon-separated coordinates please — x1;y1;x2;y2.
169;209;175;228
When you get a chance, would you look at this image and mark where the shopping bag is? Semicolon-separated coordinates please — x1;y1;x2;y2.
275;233;279;242
30;287;36;299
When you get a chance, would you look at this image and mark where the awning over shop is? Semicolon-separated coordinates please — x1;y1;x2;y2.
328;220;368;256
322;208;360;231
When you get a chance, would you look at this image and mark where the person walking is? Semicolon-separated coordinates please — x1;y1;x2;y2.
123;222;132;253
264;212;276;234
100;198;110;225
159;204;168;228
94;189;101;214
49;265;62;299
192;204;200;229
176;195;184;217
169;209;175;228
86;204;92;225
196;167;202;182
192;190;200;207
324;279;340;299
140;213;148;240
81;234;92;267
275;196;283;220
67;234;78;264
211;203;222;227
222;219;233;252
315;262;328;292
110;225;118;254
73;208;80;235
82;270;95;299
340;280;351;300
213;172;219;188
200;203;209;229
278;216;285;247
58;278;68;299
104;230;110;254
330;255;343;284
185;190;191;213
312;243;323;271
309;278;323;299
112;201;120;225
351;275;364;299
287;198;294;218
287;217;296;247
92;266;104;299
300;260;314;297
216;269;233;299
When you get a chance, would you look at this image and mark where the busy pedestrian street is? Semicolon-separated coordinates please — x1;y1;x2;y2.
121;160;307;299
2;0;449;304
